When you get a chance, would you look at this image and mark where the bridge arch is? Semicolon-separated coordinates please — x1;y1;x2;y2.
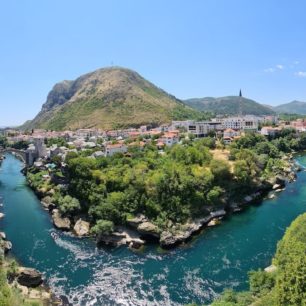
0;148;26;164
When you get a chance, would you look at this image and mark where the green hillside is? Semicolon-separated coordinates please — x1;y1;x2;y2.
22;67;203;131
273;100;306;114
184;96;275;116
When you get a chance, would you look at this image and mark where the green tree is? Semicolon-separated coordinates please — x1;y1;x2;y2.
91;220;114;236
57;195;81;215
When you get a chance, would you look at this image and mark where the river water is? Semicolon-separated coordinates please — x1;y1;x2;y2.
0;153;306;306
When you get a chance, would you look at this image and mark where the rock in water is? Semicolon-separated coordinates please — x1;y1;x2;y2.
17;268;43;287
137;222;160;239
74;219;90;236
52;209;71;230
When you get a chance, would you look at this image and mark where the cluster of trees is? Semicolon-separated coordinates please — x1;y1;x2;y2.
64;138;231;232
209;213;306;306
44;137;68;147
10;140;29;150
0;136;8;148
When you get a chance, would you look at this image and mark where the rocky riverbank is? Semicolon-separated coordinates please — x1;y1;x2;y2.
0;230;61;305
25;153;301;250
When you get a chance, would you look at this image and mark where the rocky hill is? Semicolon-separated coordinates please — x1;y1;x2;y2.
22;67;198;130
184;96;275;116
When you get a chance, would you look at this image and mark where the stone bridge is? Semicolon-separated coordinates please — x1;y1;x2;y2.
0;148;26;163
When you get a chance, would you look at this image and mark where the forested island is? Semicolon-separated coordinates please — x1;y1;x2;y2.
22;129;305;248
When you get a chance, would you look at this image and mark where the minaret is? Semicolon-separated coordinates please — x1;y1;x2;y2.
239;89;242;117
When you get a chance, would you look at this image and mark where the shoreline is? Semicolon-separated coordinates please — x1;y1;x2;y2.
0;154;63;305
23;152;300;250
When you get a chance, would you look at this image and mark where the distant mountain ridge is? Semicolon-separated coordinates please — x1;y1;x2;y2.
273;100;306;114
184;96;275;116
21;67;200;131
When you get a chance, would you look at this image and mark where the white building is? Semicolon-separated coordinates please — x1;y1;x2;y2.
104;143;128;157
216;116;259;131
260;127;281;137
171;120;221;137
159;132;179;147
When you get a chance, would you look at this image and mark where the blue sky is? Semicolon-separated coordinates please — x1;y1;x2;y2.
1;0;306;126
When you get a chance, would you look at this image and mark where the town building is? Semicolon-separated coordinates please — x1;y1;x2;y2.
216;116;259;131
260;126;282;137
104;143;128;157
171;120;221;137
158;132;179;147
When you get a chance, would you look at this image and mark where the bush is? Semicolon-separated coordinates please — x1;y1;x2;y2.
57;195;81;215
91;220;114;236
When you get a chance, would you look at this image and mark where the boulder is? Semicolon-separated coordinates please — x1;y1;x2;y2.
207;218;221;227
0;232;6;240
97;233;126;247
137;222;160;239
128;240;143;250
275;176;286;187
244;195;253;203
41;196;56;211
0;213;4;219
16;284;29;296
3;241;12;253
52;209;71;230
272;184;281;190
73;219;90;237
97;226;145;248
159;231;178;248
126;214;147;228
160;229;192;248
17;268;43;287
264;264;277;273
29;289;41;299
268;193;276;199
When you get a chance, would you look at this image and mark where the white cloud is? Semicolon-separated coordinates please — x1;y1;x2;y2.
295;71;306;78
264;68;275;73
264;64;285;73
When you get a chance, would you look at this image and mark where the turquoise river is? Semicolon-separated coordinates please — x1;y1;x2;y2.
1;153;306;305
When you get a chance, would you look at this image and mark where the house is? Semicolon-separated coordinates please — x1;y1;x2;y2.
290;119;306;132
104;143;128;157
223;128;240;138
48;145;60;158
158;132;179;147
260;126;281;137
128;141;146;149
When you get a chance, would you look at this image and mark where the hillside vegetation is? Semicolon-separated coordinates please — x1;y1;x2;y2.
184;96;275;116
273;100;306;115
22;67;206;131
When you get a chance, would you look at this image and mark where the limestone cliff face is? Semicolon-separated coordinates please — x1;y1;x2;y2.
22;67;190;130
